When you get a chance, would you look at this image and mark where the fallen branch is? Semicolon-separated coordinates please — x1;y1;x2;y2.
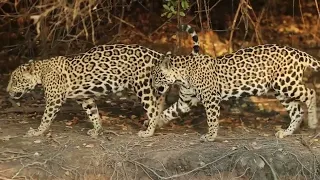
0;155;31;162
11;140;70;179
103;130;120;136
129;149;238;179
0;176;12;180
214;136;259;142
257;154;278;180
0;150;28;155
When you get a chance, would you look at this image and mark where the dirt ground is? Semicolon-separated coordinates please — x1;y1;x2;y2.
1;71;320;180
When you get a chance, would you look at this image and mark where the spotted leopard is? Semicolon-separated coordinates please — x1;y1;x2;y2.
150;44;319;142
6;24;199;138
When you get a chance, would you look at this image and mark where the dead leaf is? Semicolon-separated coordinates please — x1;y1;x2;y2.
65;117;79;126
65;171;70;176
34;139;41;143
65;121;73;126
85;144;94;148
122;125;128;131
184;119;193;125
116;124;128;131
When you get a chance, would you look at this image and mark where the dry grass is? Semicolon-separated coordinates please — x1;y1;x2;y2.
191;0;320;52
0;0;319;60
0;0;126;57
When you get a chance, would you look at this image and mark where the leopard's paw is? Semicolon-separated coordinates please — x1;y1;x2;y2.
143;120;149;128
24;127;43;137
200;133;216;142
275;129;285;139
87;129;99;138
138;130;154;138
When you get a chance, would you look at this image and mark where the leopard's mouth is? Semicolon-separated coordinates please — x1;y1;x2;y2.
10;92;23;99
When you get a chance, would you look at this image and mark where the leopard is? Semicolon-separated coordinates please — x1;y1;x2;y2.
6;24;200;138
148;44;319;142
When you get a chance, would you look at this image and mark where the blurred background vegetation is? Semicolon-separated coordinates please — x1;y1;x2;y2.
0;0;319;73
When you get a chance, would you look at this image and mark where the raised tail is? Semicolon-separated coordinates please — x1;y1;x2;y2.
179;24;200;55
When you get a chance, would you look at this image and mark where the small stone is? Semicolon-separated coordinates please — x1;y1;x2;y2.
34;139;41;143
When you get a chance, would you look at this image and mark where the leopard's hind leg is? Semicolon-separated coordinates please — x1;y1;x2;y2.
274;84;317;138
76;98;102;138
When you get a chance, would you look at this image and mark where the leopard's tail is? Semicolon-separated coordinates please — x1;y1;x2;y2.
179;24;200;55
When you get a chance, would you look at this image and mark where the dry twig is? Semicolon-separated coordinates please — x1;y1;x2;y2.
11;140;70;178
228;0;244;53
129;149;238;179
256;154;278;180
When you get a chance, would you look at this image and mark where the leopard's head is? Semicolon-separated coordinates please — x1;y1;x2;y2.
151;52;178;94
7;63;37;99
151;64;169;86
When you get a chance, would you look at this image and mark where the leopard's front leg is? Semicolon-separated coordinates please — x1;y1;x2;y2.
138;88;165;138
199;95;221;142
24;95;65;137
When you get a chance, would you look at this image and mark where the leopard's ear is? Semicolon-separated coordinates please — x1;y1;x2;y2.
160;54;172;71
21;63;33;78
21;63;30;72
